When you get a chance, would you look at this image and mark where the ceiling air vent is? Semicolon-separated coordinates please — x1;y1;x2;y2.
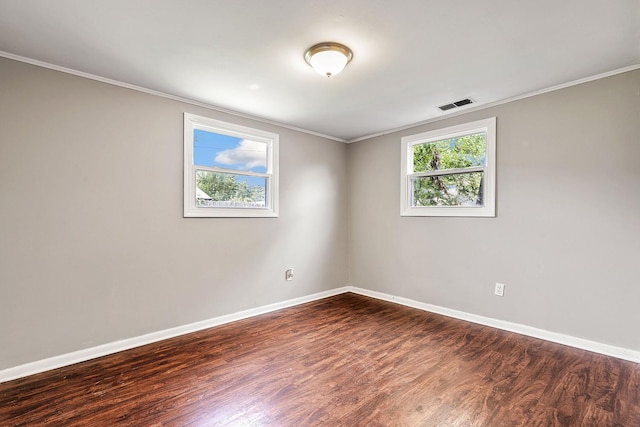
438;98;474;111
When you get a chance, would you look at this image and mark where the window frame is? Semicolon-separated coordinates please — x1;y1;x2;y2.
184;113;279;218
400;117;496;217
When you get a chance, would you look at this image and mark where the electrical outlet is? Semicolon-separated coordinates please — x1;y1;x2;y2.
285;268;294;281
494;282;505;297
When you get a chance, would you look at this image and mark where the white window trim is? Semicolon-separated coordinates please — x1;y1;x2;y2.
184;113;279;218
400;117;496;217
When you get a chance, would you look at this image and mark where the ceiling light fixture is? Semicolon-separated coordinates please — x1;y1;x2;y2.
304;42;353;78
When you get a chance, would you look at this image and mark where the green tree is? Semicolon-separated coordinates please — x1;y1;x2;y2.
412;133;485;206
196;171;265;205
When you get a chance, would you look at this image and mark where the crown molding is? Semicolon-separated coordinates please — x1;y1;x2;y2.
0;50;347;143
1;50;637;145
347;64;640;143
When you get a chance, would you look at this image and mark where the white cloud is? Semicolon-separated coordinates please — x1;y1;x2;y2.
215;139;267;169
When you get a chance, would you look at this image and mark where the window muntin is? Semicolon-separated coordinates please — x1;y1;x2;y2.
401;117;496;217
184;113;278;217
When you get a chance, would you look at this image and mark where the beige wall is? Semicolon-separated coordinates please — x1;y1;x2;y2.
0;57;348;370
348;70;640;351
2;56;639;372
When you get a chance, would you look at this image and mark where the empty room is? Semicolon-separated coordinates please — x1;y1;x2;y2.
1;1;639;426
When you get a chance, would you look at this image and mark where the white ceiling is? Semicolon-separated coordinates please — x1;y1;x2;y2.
0;0;638;141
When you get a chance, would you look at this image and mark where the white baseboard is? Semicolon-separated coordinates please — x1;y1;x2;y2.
346;286;640;364
0;287;349;383
3;284;638;383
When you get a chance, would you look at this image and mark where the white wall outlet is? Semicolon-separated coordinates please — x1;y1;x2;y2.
285;268;294;281
494;282;505;297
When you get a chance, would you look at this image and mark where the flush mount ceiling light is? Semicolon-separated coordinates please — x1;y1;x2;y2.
304;42;353;78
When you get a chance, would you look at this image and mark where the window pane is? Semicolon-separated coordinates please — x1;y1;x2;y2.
413;132;486;172
196;170;267;209
194;129;267;173
412;172;484;207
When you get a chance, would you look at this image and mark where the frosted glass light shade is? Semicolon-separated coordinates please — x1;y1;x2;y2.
304;42;353;78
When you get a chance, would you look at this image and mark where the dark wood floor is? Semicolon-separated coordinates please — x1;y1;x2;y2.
1;293;639;426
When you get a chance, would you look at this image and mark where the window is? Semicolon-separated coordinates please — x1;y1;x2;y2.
184;113;279;217
401;117;496;217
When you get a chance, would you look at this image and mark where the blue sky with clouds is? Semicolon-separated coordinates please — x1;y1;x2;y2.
194;129;267;173
194;129;267;187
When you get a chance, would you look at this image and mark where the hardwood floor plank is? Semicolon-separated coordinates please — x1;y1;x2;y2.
1;293;639;426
